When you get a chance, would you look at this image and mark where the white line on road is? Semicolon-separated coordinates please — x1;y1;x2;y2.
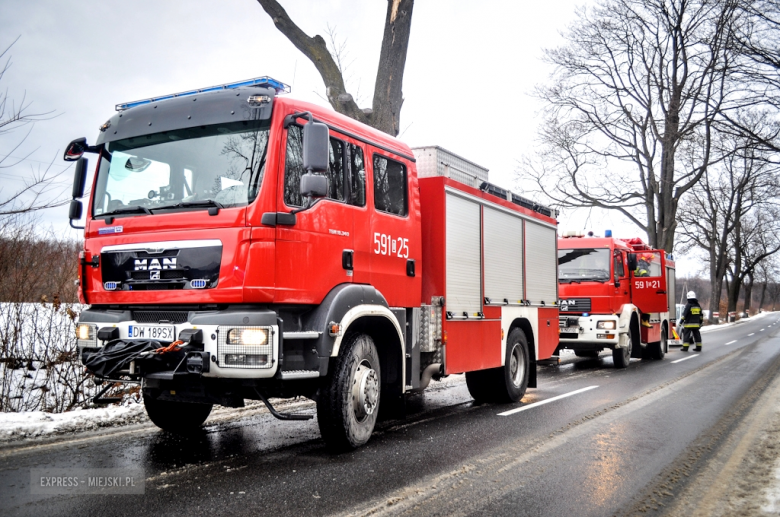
498;386;599;416
672;355;700;364
749;333;755;336
726;340;737;345
761;328;765;331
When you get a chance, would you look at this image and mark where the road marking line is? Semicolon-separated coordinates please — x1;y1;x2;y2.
498;386;599;416
726;340;737;345
761;328;765;331
749;333;755;336
671;355;699;364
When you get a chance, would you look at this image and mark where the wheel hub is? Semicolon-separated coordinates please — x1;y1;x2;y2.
352;361;379;420
510;344;525;387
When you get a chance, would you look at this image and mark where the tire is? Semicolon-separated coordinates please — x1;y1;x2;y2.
143;396;212;433
612;330;632;368
317;332;381;451
466;328;530;403
647;326;667;360
574;350;601;358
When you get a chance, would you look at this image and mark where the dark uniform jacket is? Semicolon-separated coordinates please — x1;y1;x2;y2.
681;299;703;328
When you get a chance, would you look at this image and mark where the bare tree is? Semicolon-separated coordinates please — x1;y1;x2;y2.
0;37;68;216
725;204;780;314
521;0;741;253
676;116;779;322
256;0;414;136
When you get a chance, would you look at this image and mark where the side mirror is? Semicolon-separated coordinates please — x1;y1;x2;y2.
627;253;638;272
64;137;89;161
302;119;329;172
300;173;328;199
69;199;83;220
72;158;88;199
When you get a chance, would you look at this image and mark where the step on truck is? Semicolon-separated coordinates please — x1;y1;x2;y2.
557;232;675;367
64;77;559;449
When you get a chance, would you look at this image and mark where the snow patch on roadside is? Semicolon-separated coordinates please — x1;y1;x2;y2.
0;403;148;442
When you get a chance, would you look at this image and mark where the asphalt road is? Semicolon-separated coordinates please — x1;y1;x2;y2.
2;313;780;517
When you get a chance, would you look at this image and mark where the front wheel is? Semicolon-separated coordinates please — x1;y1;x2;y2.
466;328;530;403
317;332;381;451
612;330;632;368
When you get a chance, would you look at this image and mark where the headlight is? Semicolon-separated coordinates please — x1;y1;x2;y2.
596;321;616;330
227;328;269;346
76;324;97;347
77;324;94;340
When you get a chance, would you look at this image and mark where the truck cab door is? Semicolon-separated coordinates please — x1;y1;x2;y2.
629;250;668;313
274;124;355;303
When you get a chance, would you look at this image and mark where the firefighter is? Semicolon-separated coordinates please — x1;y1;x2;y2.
635;256;651;277
679;291;703;352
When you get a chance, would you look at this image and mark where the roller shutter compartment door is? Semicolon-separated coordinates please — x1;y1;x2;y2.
446;193;482;316
483;207;524;304
525;221;557;305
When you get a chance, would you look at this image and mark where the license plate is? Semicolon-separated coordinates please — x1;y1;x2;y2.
128;325;175;340
561;327;579;333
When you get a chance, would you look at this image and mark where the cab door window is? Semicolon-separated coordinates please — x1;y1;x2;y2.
373;154;407;216
614;253;625;283
283;125;346;207
347;143;366;207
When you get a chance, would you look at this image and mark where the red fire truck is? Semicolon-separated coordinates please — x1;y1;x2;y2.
557;232;675;367
63;77;559;449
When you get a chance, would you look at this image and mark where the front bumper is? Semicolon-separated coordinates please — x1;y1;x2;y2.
558;315;621;349
77;307;279;379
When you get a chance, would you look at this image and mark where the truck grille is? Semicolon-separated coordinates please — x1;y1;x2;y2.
559;298;591;313
132;311;188;324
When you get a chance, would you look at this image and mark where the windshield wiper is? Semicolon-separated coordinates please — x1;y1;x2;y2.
156;200;225;210
102;205;152;216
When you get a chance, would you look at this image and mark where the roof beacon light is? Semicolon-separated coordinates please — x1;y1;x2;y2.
605;229;612;237
115;76;291;111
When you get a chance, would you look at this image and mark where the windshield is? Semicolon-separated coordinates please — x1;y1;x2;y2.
93;120;270;217
558;248;611;283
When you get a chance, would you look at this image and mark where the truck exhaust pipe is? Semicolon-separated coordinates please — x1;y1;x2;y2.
418;363;443;391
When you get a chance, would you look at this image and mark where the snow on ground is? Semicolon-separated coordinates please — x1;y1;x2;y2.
0;403;147;442
701;310;770;334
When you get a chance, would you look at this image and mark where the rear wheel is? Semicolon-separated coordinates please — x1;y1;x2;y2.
612;330;632;368
648;326;667;360
143;396;213;433
317;332;380;451
466;328;530;403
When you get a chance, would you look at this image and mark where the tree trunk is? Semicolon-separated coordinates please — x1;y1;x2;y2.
758;281;767;311
370;0;414;136
256;0;414;136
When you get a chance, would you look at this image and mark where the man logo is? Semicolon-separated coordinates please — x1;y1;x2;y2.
134;258;177;271
150;271;160;280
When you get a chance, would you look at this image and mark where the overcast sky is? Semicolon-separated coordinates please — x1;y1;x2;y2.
0;0;697;274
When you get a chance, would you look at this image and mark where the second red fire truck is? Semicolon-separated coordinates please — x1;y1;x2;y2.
65;77;560;450
557;232;675;367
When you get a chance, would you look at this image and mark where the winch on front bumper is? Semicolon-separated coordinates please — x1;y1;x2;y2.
76;307;279;381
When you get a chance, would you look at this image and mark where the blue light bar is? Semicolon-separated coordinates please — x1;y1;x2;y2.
115;76;291;111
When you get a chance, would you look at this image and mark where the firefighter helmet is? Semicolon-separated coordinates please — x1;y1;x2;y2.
687;291;696;299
